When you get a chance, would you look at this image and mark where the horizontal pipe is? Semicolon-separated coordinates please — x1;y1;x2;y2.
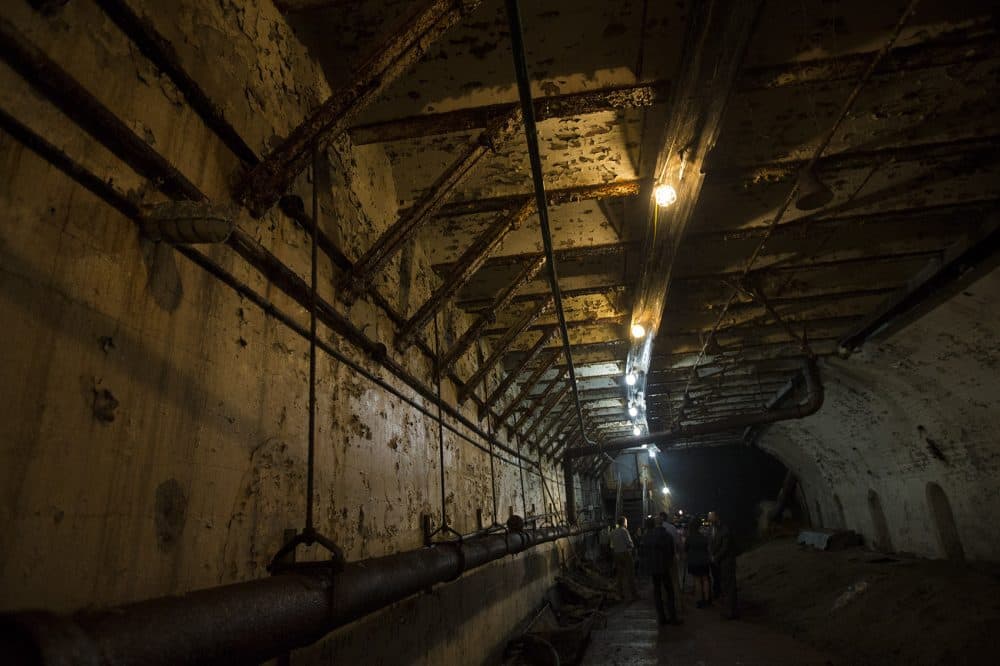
1;524;600;665
563;358;823;459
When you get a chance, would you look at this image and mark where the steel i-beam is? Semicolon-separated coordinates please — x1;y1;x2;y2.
439;255;547;375
397;199;534;349
496;349;561;424
458;295;553;404
238;0;483;216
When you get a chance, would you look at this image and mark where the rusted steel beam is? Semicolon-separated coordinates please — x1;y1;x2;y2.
460;283;629;312
496;349;560;424
458;296;553;403
439;256;546;375
349;80;669;144
95;0;259;164
537;410;576;455
483;314;625;337
482;331;558;416
434;241;634;275
343;111;520;302
708;134;1000;182
425;179;642;219
536;412;575;458
672;249;943;284
513;369;567;433
738;31;998;91
543;422;580;460
238;0;482;217
397;199;534;349
525;385;571;442
0;17;203;201
686;199;999;245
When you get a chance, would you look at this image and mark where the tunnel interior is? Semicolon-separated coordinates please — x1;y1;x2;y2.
1;0;999;664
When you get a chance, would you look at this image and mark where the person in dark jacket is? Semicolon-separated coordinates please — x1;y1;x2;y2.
708;510;738;619
686;519;712;608
639;516;679;625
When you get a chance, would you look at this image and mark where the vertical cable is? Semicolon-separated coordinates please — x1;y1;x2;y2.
504;0;594;446
486;412;499;526
304;147;319;531
434;312;448;528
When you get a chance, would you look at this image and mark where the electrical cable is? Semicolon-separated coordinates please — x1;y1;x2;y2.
504;0;596;448
304;147;319;531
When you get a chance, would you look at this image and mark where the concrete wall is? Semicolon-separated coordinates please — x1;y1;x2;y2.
762;267;1000;561
0;3;593;663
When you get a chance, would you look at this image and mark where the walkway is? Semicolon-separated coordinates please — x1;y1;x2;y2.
581;581;833;665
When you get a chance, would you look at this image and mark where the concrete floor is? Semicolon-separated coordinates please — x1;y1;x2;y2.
580;581;833;665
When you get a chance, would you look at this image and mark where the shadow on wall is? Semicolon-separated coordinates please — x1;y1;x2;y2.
866;489;893;553
927;482;965;561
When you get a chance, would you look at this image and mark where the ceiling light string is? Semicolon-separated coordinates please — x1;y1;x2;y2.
678;0;921;407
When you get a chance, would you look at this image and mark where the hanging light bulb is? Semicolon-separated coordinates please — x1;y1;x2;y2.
653;183;678;208
625;372;637;386
632;425;641;437
628;405;638;417
630;323;646;338
662;486;670;495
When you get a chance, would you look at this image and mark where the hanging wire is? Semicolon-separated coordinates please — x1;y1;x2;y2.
304;146;320;532
486;409;499;527
433;311;450;532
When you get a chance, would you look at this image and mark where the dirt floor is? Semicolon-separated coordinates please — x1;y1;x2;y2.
738;537;1000;665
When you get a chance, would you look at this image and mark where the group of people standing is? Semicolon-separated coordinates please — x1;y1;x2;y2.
608;510;738;625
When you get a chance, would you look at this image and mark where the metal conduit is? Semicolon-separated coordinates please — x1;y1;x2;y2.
1;523;601;665
564;359;823;459
504;0;600;524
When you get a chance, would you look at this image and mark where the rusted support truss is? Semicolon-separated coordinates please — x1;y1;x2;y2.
481;331;558;416
343;110;520;302
397;199;534;349
496;348;560;424
737;30;997;91
460;283;629;313
524;384;572;442
425;179;642;218
513;369;567;433
458;296;554;404
349;80;669;144
434;240;634;275
238;0;482;216
537;408;576;454
439;256;546;375
708;134;1000;182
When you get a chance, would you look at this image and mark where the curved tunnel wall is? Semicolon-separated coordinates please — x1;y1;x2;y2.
762;267;1000;561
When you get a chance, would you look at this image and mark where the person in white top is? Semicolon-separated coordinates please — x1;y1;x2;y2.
609;516;639;601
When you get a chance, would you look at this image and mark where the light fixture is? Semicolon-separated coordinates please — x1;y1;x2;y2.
633;425;641;436
630;323;646;338
653;183;678;208
678;509;684;515
628;405;638;417
625;372;637;386
662;486;670;495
